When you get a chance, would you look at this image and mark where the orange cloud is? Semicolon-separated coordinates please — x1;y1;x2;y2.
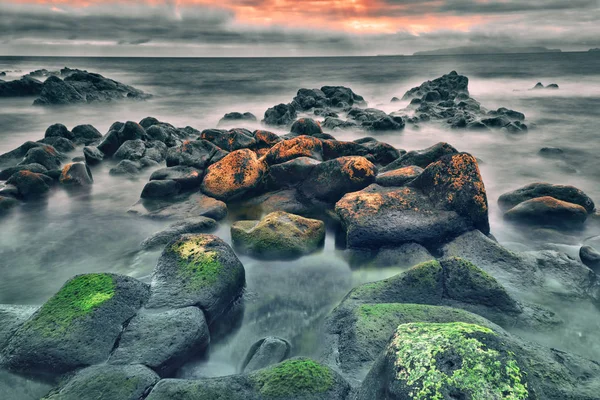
9;0;485;34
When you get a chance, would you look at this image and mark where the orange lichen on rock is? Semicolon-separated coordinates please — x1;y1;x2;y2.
60;164;72;182
201;149;266;201
43;145;57;156
336;185;422;221
340;156;377;182
264;136;323;165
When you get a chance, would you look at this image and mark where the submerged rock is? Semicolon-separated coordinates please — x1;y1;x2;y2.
6;170;53;199
1;273;149;374
146;234;245;323
241;337;291;373
141;180;181;199
504;196;588;229
498;182;595;213
580;245;600;273
59;162;93;186
0;163;48;181
231;211;325;260
140;217;218;250
128;192;227;221
149;166;204;191
219;112;257;125
42;364;159;400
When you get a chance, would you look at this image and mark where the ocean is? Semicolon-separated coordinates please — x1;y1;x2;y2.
1;52;600;379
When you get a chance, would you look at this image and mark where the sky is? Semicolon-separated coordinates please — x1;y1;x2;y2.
0;0;599;57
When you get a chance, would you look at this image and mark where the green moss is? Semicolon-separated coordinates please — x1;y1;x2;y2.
171;238;223;290
349;279;389;299
390;322;528;400
445;256;496;284
403;260;443;286
25;274;115;337
251;359;334;398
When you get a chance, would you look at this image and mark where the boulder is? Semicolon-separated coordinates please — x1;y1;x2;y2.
498;182;595;213
142;140;168;163
20;145;63;170
0;141;44;168
149;166;204;190
322;117;359;130
264;136;324;165
33;76;86;105
140;217;218;250
321;85;366;107
580;245;600;273
299;156;376;203
539;147;564;158
321;140;369;160
114;139;146;161
0;195;20;215
0;76;43;97
117;121;146;143
128;192;227;221
6;170;52;199
0;163;47;180
1;273;149;374
253;129;281;150
241;337;291;373
375;165;423;187
231;211;325;260
236;189;312;217
109;160;143;177
146;234;245;323
218;112;257;125
357;322;530;400
139;116;161;129
97;130;121;157
59;162;94;186
71;124;102;145
292;88;329;110
504;196;588;229
0;305;39;349
356;139;402;166
42;364;159;400
402;70;469;101
109;307;210;375
263;103;297;126
200;128;256;151
141;180;181;199
290;118;323;136
166;139;225;169
44;123;74;140
38;136;75;153
381;142;458;171
201;149;266;201
268;157;320;188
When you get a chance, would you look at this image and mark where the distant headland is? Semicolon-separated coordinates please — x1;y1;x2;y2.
413;46;562;56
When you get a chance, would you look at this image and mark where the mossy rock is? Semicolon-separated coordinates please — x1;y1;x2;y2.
145;376;255;400
42;364;159;400
358;322;531;400
231;211;325;260
325;304;498;383
0;304;38;349
146;234;245;323
1;273;149;375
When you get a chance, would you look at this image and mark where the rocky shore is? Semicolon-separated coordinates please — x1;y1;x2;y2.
1;71;600;399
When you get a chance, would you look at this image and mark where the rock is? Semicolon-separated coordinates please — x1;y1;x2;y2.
114;139;146;161
268;157;320;188
145;124;173;144
350;242;434;269
150;166;203;191
38;136;75;153
200;128;257;151
533;82;545;89
357;322;530;400
97;130;121;157
381;142;458;171
0;163;47;180
143;140;168;163
42;364;159;400
139;116;161;129
1;273;149;374
141;180;181;199
498;182;595;213
402;70;469;101
411;152;490;234
357;139;402;166
6;171;52;199
322;117;358;130
59;162;93;186
146;234;245;323
546;83;559;89
147;358;350;400
33;76;86;105
299;156;376;203
219;112;257;125
201;149;266;201
44;123;74;140
166;139;225;169
0;76;43;97
292;86;365;110
580;245;600;273
20;145;63;170
539;147;564;158
321;85;366;107
335;184;471;248
265;136;324;165
241;337;291;373
236;189;312;217
314;108;338;118
140;217;217;250
118;121;146;143
0;141;45;168
292;88;329;110
391;96;400;102
263;103;297;126
109;307;210;375
0;195;20;215
504;196;588;229
290;118;323;136
321;140;369;160
129;192;227;221
108;159;142;177
71;124;102;145
253;129;281;150
375;165;423;187
231;211;325;260
0;305;38;349
346;108;405;131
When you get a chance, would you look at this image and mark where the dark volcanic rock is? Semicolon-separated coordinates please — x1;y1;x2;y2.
402;70;469;101
0;195;20;215
109;160;143;177
71;124;103;145
0;163;47;180
109;307;210;375
219;112;257;125
33;76;86;105
20;145;63;170
322;117;358;130
140;217;217;250
0;76;43;97
141;180;181;199
321;85;366;107
498;182;595;213
376;165;423;187
1;273;149;375
146;234;245;323
43;364;159;400
114;139;146;161
166;139;225;169
6;170;53;199
290;118;323;136
504;196;588;229
44;123;74;140
263;103;297;126
381;142;458;171
299;156;377;203
38;137;75;153
321;140;369;160
264;136;324;165
59;162;94;186
150;166;204;191
0;141;45;168
241;337;291;373
200;128;257;151
82;146;104;165
580;245;600;273
269;157;320;188
128;192;227;221
97;130;121;157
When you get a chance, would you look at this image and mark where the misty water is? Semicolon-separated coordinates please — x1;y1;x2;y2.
1;53;600;380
